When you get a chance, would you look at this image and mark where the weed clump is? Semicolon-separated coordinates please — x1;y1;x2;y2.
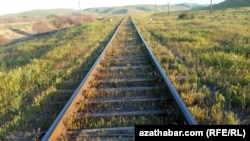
0;34;10;46
178;13;195;19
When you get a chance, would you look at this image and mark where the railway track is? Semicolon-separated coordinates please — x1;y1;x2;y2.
41;16;196;141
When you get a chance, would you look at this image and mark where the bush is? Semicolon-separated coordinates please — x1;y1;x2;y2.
0;34;10;46
32;20;53;34
52;16;74;28
178;13;195;20
82;15;96;23
52;15;96;28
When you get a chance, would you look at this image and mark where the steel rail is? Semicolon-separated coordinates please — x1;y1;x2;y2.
42;16;196;141
41;18;125;141
131;16;197;125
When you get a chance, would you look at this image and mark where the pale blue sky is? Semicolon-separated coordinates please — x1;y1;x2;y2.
0;0;225;15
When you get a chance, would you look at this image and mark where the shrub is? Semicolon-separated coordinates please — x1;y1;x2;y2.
52;16;74;28
82;15;96;23
0;34;10;46
178;13;195;19
52;15;96;28
32;20;53;34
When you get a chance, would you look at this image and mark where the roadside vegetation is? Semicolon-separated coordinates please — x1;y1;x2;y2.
0;14;96;47
0;15;122;140
0;34;10;46
133;7;250;124
1;5;250;140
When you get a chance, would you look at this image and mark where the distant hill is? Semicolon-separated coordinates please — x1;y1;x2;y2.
197;0;250;10
4;0;248;19
0;9;78;19
83;4;205;15
173;3;208;10
19;9;78;17
2;0;249;19
0;4;207;19
215;0;250;8
83;5;155;15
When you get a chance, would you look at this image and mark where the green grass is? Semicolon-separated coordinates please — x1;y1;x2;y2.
133;7;250;124
0;17;122;140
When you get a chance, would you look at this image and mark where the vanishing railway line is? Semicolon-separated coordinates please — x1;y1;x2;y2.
41;16;196;141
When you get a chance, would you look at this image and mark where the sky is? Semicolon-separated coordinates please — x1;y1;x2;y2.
0;0;225;16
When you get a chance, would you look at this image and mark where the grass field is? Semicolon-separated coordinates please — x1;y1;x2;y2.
133;7;250;124
0;6;250;140
0;16;122;139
